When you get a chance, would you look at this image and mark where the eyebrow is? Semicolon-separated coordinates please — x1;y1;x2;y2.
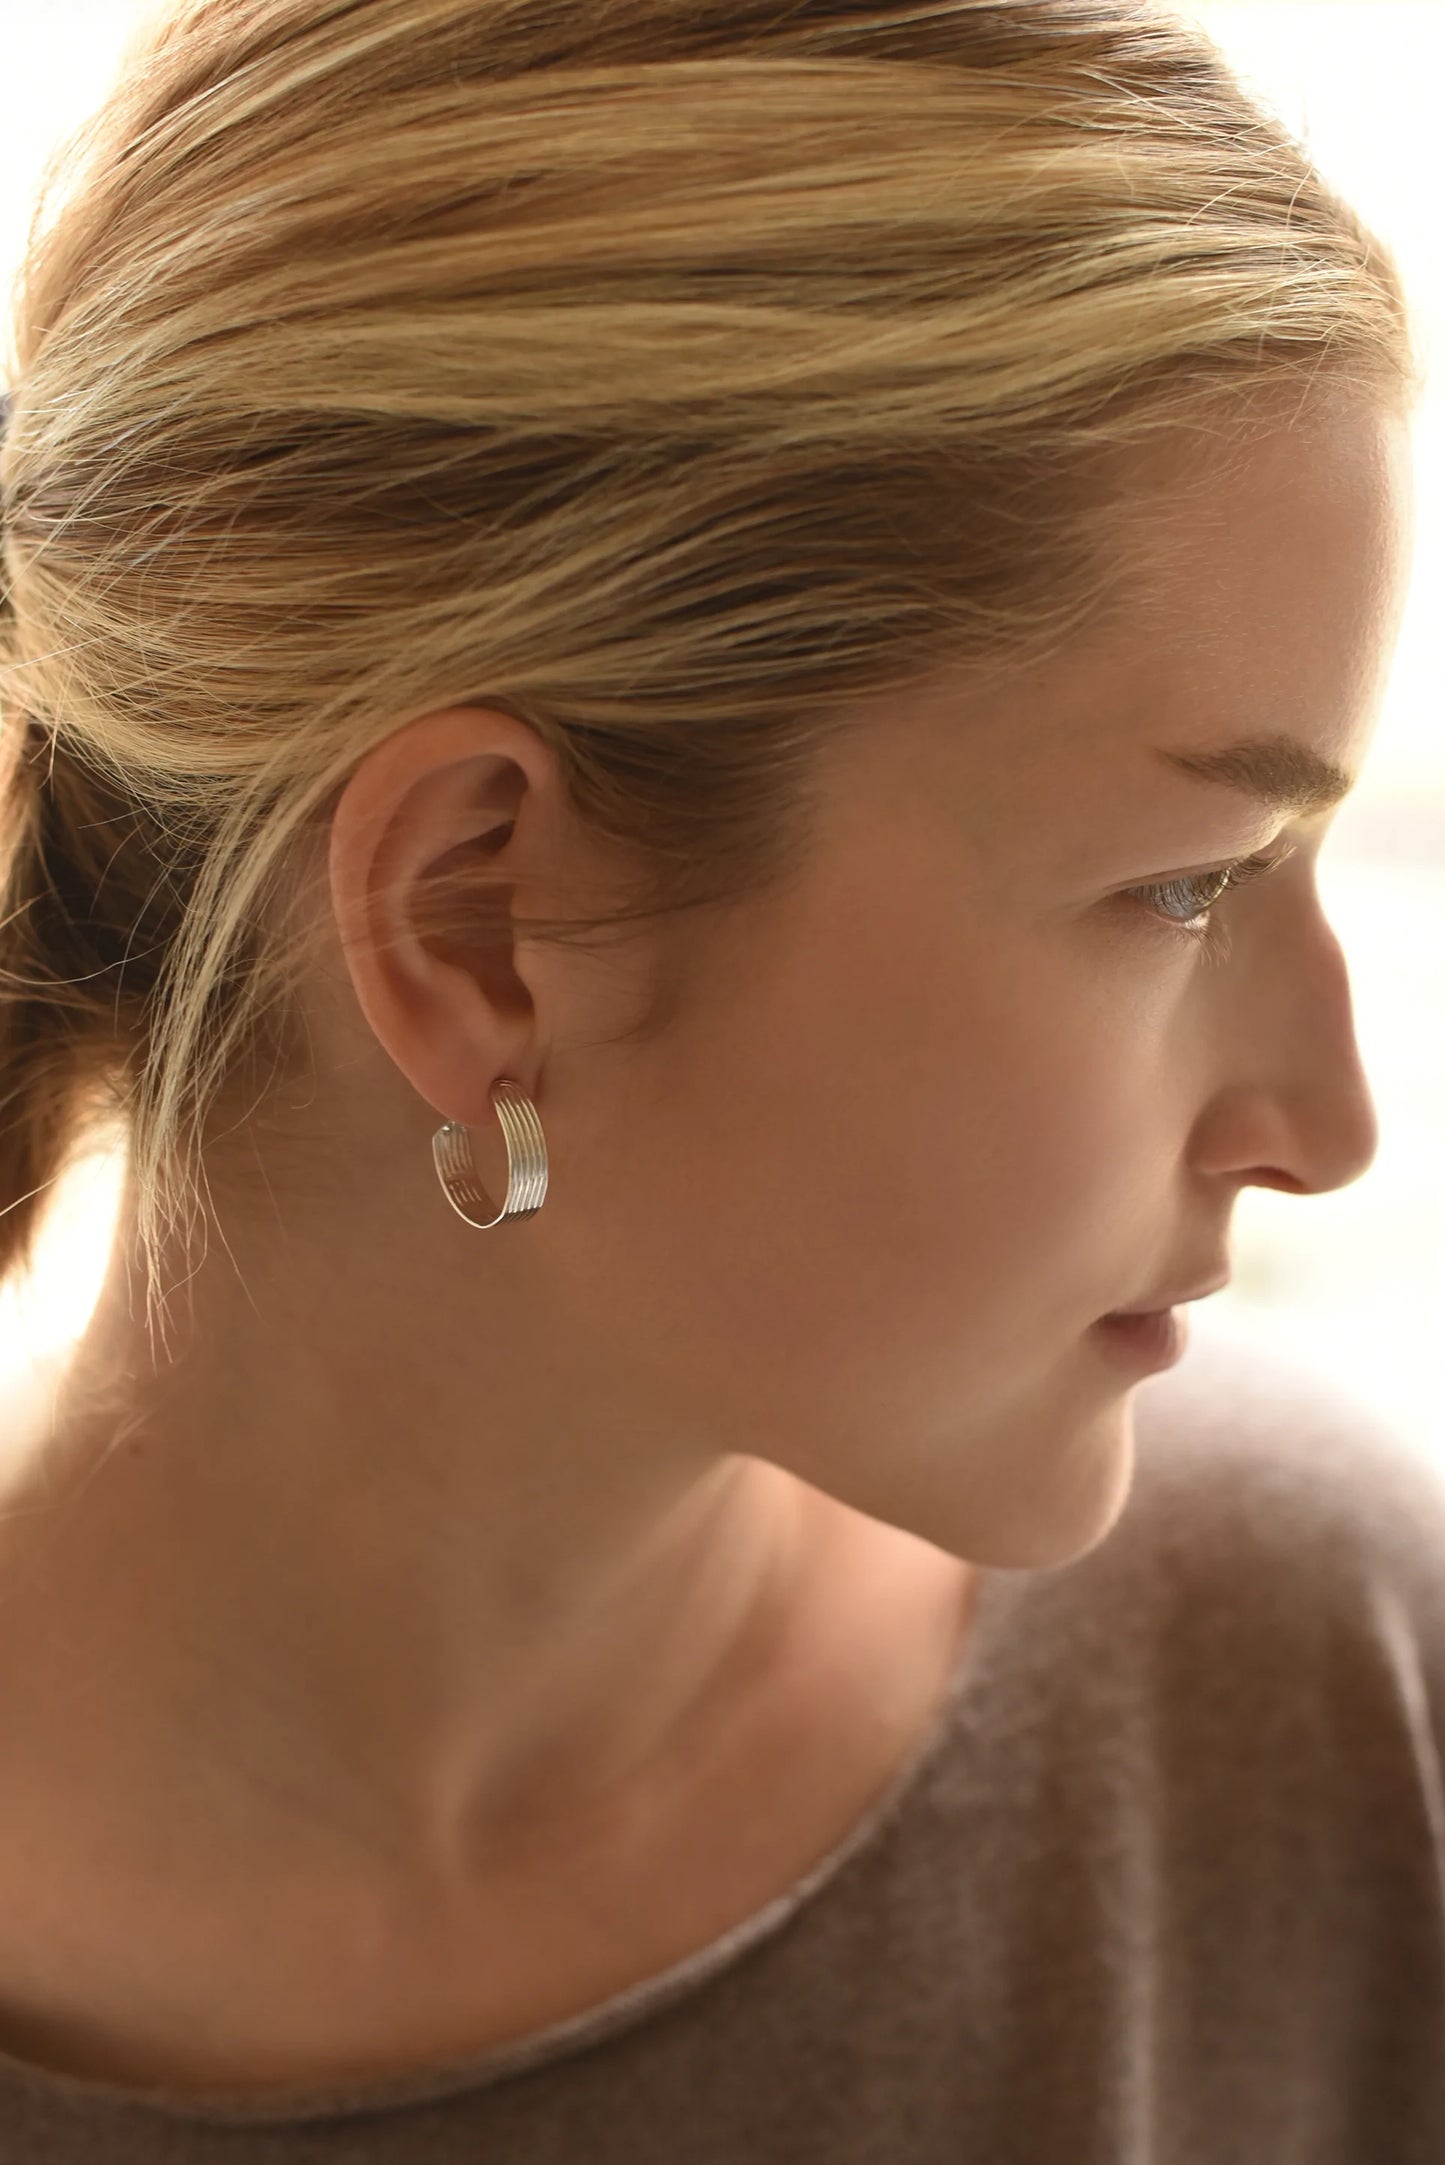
1153;735;1356;818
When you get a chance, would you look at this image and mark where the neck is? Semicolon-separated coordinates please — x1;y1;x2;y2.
0;1182;970;1904
1;1400;803;1895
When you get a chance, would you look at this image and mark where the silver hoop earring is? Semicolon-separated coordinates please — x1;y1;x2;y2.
432;1079;548;1229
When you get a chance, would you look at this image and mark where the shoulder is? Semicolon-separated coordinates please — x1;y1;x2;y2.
1063;1333;1445;2115
1113;1325;1445;1733
1126;1322;1445;1574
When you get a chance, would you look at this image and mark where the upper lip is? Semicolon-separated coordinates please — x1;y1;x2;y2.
1109;1272;1231;1316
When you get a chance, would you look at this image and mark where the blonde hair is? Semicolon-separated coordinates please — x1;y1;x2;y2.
0;0;1417;1345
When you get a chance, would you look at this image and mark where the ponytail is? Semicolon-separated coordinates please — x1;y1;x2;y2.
1;400;174;1285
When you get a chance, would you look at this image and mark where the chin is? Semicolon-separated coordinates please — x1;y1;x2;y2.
1006;1425;1138;1571
929;1402;1141;1575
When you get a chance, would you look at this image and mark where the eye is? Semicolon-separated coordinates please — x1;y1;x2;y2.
1122;843;1298;963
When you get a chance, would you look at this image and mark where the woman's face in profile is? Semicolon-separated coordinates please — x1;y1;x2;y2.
550;391;1413;1570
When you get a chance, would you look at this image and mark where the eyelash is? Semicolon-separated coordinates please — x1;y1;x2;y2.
1124;843;1298;965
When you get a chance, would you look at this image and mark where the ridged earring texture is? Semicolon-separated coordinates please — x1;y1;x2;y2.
432;1078;548;1229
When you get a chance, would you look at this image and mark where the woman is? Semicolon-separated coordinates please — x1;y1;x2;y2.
0;0;1440;2155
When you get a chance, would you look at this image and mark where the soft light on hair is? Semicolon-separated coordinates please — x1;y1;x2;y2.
0;0;1418;1346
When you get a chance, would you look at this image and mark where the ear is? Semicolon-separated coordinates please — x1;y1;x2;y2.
325;706;563;1127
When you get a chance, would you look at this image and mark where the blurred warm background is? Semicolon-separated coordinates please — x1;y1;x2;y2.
1;1;1442;1459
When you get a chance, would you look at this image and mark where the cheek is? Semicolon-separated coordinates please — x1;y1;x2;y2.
607;911;1153;1438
